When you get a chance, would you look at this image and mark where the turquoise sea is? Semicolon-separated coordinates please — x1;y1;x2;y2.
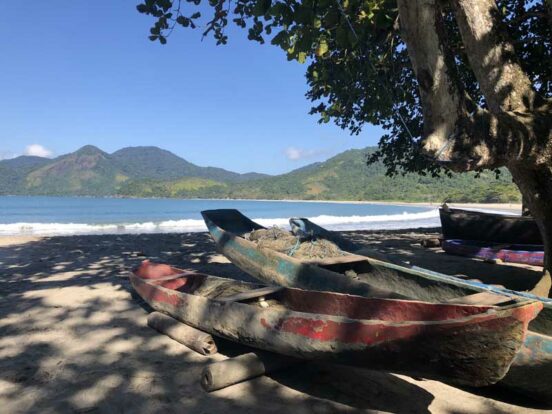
0;196;440;235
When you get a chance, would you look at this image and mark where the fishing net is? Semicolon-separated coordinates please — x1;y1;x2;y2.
247;226;346;259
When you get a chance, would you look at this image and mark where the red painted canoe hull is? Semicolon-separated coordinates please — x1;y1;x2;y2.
130;261;541;387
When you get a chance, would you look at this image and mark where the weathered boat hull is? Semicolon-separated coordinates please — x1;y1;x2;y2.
130;262;541;387
201;209;552;401
440;207;542;245
442;239;544;266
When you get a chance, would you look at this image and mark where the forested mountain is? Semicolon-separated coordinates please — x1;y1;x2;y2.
111;146;267;182
0;145;521;202
0;145;267;196
157;148;519;203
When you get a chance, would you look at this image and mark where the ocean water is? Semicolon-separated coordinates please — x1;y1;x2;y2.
0;196;441;236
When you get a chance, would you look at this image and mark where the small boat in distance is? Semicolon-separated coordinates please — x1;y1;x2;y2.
130;260;541;387
439;206;542;245
201;209;552;401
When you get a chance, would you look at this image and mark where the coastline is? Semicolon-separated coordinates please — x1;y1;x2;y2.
0;194;522;213
0;197;522;237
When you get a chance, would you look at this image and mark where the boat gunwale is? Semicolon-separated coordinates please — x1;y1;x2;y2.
442;207;534;221
130;265;541;328
201;209;552;308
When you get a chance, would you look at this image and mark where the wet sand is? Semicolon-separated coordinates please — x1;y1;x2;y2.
0;230;549;413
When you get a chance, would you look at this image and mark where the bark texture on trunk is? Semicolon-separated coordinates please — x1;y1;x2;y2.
397;0;552;296
396;0;466;161
509;165;552;297
451;0;537;112
397;0;552;170
450;0;552;169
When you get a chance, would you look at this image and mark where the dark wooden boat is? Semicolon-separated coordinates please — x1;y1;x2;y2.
439;207;542;245
442;239;544;266
201;209;552;401
131;260;541;387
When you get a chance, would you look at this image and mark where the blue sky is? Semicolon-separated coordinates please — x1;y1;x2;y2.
0;1;383;174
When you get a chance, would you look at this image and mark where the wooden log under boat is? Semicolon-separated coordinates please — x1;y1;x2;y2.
439;207;542;245
130;260;541;388
201;351;296;392
147;311;218;355
200;209;552;401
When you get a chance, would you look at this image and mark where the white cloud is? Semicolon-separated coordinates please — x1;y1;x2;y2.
24;144;53;158
284;146;325;161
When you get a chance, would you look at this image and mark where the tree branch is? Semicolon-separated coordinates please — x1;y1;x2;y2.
396;0;468;161
444;104;552;170
397;0;552;171
450;0;538;112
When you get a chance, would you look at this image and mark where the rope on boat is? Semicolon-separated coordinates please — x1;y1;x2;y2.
288;239;301;257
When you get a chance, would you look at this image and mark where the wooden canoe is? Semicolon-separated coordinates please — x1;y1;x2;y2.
440;207;542;245
442;239;544;267
201;209;552;401
130;260;541;387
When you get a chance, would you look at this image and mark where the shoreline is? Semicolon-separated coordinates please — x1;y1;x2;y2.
0;194;522;212
1;194;522;210
0;200;521;237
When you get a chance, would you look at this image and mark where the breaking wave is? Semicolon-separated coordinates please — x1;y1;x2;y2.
0;209;440;236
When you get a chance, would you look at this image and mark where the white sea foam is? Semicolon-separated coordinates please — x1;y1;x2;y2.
0;209;440;236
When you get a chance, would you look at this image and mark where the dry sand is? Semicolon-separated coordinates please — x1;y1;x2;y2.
0;230;550;413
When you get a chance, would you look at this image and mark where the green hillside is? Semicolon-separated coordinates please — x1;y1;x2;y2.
117;177;225;198
23;146;125;196
111;146;268;182
0;145;521;202
0;145;265;196
200;148;521;203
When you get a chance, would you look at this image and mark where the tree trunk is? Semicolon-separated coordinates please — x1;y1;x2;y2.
450;0;552;297
396;1;552;297
396;0;474;162
521;195;531;217
509;165;552;297
451;0;538;112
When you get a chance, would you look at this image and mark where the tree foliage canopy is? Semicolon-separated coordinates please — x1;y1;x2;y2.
137;0;551;176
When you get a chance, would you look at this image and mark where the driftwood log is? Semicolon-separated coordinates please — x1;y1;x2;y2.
201;351;295;392
147;311;217;355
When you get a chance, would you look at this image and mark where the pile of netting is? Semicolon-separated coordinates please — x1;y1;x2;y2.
246;226;346;259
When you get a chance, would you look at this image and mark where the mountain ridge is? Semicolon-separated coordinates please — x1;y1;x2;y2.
0;145;521;203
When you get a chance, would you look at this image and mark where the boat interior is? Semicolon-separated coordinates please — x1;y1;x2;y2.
202;209;549;304
135;261;520;324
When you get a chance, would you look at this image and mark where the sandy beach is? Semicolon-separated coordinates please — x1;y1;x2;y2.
1;229;549;413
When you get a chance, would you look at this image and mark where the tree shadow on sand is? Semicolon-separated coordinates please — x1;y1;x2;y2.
0;232;547;413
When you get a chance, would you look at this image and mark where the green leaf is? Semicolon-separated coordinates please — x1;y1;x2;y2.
252;0;272;17
336;26;349;48
271;30;289;47
316;39;329;57
136;4;149;13
177;15;190;27
324;9;340;27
